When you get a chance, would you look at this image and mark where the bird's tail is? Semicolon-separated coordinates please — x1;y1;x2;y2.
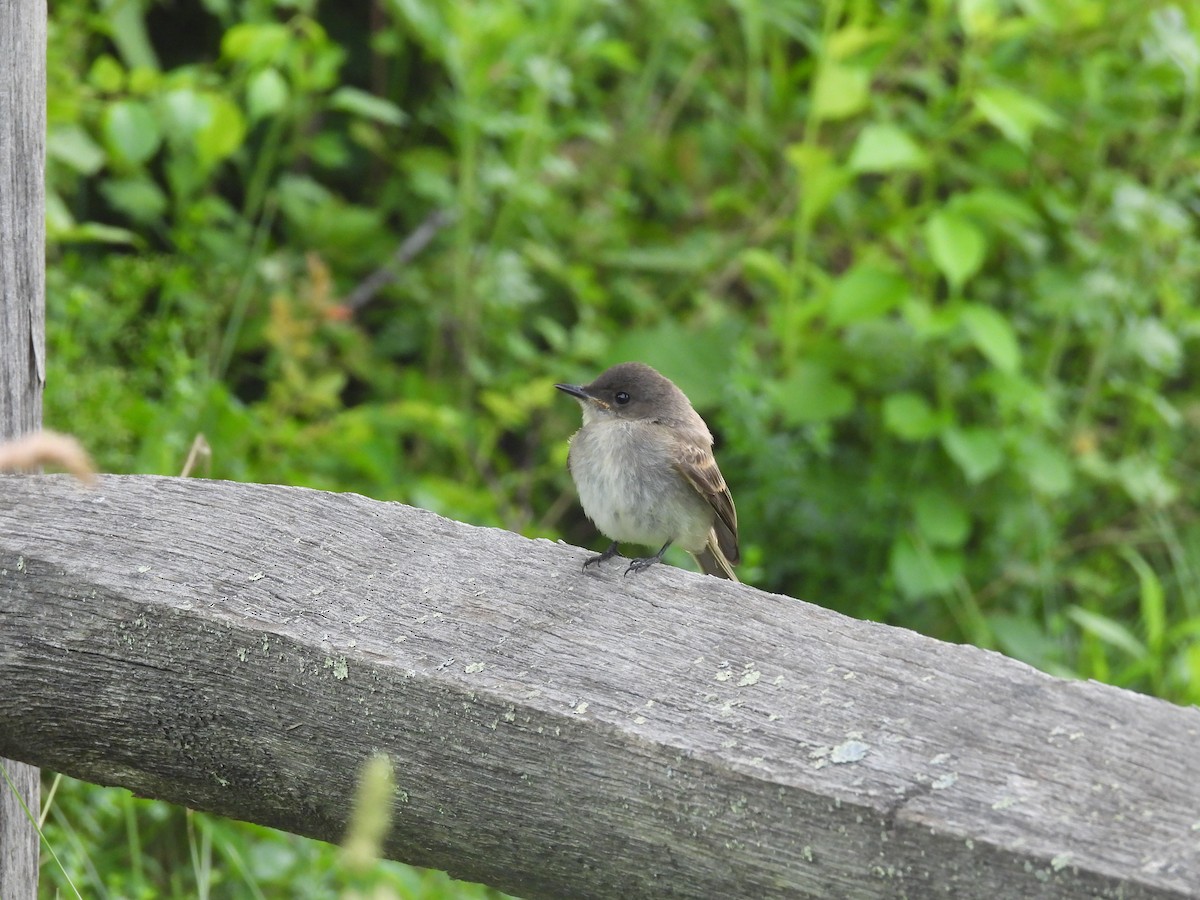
691;532;739;582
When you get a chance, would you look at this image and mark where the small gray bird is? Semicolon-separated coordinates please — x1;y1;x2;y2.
555;362;740;580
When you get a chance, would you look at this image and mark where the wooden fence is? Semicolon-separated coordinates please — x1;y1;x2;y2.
2;475;1197;898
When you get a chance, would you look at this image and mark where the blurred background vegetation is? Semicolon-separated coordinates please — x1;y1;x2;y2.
36;0;1200;895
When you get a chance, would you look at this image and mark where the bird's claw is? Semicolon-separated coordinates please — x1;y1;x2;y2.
583;541;621;572
623;556;661;577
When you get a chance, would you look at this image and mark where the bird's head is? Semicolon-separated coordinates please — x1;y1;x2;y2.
555;362;684;426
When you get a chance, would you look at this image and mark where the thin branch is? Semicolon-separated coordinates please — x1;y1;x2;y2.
342;208;456;312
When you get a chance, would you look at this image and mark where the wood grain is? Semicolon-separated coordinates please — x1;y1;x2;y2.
1;474;1198;899
0;3;46;896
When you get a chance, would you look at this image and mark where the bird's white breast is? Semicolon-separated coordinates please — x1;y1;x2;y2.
568;419;713;552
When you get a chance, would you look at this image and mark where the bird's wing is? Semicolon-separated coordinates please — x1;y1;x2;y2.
673;440;740;565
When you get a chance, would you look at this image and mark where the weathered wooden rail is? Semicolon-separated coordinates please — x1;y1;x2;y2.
1;475;1197;898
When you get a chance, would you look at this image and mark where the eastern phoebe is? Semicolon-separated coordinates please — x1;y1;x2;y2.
555;362;740;581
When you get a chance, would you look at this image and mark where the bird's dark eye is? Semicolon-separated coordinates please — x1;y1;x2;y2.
615;391;631;405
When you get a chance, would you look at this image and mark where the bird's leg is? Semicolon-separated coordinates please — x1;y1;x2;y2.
583;540;621;571
625;542;671;576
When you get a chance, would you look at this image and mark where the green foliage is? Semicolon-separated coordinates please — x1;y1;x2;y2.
39;776;506;899
40;0;1200;895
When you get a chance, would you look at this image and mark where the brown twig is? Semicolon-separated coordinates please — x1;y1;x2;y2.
179;434;212;478
341;208;455;312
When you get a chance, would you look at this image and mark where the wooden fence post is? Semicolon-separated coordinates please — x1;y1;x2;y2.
0;0;48;896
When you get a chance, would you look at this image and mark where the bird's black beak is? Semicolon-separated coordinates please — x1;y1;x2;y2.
555;383;590;401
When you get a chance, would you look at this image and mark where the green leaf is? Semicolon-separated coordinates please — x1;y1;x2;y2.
330;87;408;127
98;0;158;70
957;0;1001;37
951;189;1040;229
941;427;1003;482
786;144;849;225
739;248;790;294
101;100;162;166
44;190;74;238
768;362;855;425
99;176;168;224
1113;455;1178;507
974;87;1062;150
161;88;213;139
960;304;1020;373
88;54;125;93
1017;437;1073;497
247;68;290;122
847;123;928;173
925;211;987;291
827;265;909;326
48;124;106;175
913;489;970;547
390;0;452;52
1119;547;1165;658
1125;318;1181;374
827;25;887;58
813;63;871;121
195;94;246;169
988;613;1061;669
882;392;940;441
221;23;291;64
1067;606;1146;659
598;233;721;273
58;223;139;245
890;535;963;599
160;87;245;170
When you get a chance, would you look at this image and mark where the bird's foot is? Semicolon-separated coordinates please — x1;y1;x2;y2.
583;541;621;571
623;541;671;577
623;555;663;576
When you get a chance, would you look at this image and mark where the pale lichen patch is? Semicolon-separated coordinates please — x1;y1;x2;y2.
931;772;958;790
829;739;870;764
324;655;349;679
